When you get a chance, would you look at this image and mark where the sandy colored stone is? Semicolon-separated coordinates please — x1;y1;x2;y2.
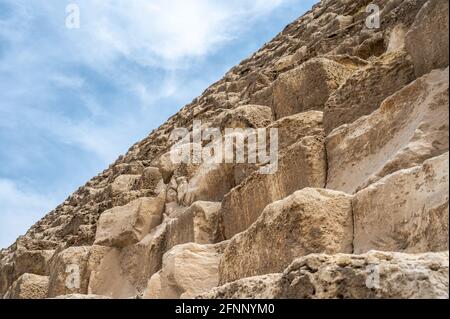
2;0;448;301
201;251;449;299
94;195;165;248
267;111;323;151
87;246;138;299
155;243;222;299
164;209;194;252
327;68;449;194
324;51;415;133
219;188;354;284
142;272;162;299
220;135;326;239
279;251;449;299
198;274;282;299
137;167;165;191
47;246;91;298
353;153;449;254
3;274;49;299
191;201;221;244
406;0;449;76
220;104;273;129
272;57;356;119
109;175;140;196
12;249;54;280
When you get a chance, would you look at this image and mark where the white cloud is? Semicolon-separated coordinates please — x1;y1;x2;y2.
68;0;291;69
0;179;58;248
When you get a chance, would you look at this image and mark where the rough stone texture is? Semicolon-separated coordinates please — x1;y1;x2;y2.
201;251;449;299
198;274;282;299
3;274;49;299
267;111;323;151
142;272;162;299
406;0;449;76
87;246;137;299
219;104;273;129
94;195;165;248
220;121;326;239
353;153;449;254
219;188;354;284
12;249;54;279
324;50;415;133
47;246;91;298
191;202;222;244
327;68;449;194
272;57;356;119
145;243;222;299
2;0;448;300
88;223;167;298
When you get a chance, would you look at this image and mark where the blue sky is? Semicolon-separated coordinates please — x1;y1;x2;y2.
0;0;317;249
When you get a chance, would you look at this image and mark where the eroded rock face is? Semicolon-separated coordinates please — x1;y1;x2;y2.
94;195;165;248
272;57;356;119
220;115;326;239
198;274;282;299
145;243;223;299
279;251;449;299
353;153;449;254
406;0;449;76
220;104;273;129
200;251;449;299
2;0;448;300
324;50;415;133
4;274;49;300
47;247;91;298
327;68;449;194
219;188;353;284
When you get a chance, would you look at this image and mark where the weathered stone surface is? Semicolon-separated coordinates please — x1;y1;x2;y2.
406;0;449;76
324;51;415;133
94;195;165;248
354;153;449;254
267;111;323;151
220;188;353;284
272;57;356;119
220;134;326;239
87;246;136;299
47;246;91;298
142;272;162;299
109;174;140;197
279;251;449;299
146;243;222;299
89;223;167;298
3;274;49;299
198;274;282;299
191;201;222;244
220;104;273;129
3;0;448;300
164;209;194;252
201;251;449;299
327;68;449;194
12;249;54;278
0;260;14;297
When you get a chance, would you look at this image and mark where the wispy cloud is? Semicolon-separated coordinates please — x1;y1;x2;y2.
0;179;58;248
0;0;318;248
